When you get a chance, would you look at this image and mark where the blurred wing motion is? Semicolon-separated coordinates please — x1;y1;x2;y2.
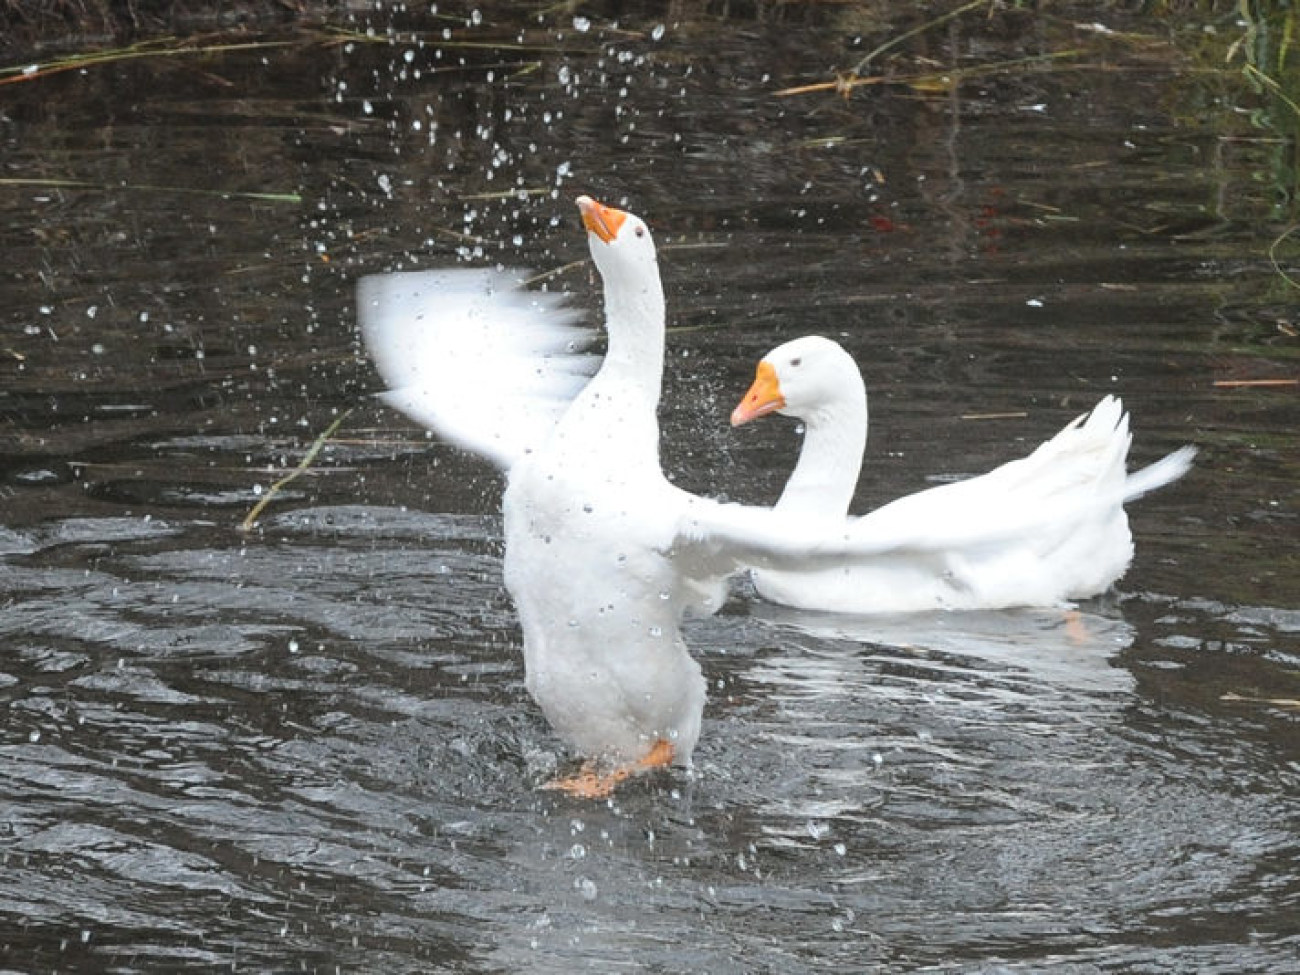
357;268;598;471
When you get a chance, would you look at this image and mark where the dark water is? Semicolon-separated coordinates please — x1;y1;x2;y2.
2;5;1298;972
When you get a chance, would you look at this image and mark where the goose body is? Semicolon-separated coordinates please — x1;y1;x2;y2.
732;336;1195;614
498;200;710;769
361;200;933;795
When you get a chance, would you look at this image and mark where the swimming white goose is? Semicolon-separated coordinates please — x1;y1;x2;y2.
362;198;938;797
730;335;1195;614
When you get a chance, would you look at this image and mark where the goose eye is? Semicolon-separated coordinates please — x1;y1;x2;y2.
790;357;802;367
634;225;646;238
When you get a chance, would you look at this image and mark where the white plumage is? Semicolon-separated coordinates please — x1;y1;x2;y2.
360;198;926;796
731;335;1196;614
360;201;1194;796
358;268;597;471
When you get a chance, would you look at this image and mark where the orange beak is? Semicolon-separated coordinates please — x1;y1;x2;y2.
730;360;785;426
576;195;627;244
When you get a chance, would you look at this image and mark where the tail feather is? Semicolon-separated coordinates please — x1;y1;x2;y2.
1123;445;1196;501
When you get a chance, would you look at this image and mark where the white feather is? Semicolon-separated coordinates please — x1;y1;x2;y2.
733;336;1196;613
357;268;597;471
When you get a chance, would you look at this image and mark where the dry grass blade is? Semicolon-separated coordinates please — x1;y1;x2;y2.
852;0;993;76
0;27;565;88
1212;378;1298;388
1267;223;1300;290
1221;692;1300;709
776;50;1087;99
0;36;298;85
240;409;353;533
0;177;299;202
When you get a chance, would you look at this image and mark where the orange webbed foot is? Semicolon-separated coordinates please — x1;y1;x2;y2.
1063;609;1091;645
540;739;675;799
540;762;626;799
638;738;674;771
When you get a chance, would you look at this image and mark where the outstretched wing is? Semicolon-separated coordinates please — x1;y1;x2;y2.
671;496;1025;574
357;268;599;471
670;442;1193;576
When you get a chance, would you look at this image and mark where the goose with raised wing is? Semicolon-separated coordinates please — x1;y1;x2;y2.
361;198;940;797
730;335;1195;614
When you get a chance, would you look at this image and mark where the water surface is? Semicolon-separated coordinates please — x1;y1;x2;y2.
1;5;1298;972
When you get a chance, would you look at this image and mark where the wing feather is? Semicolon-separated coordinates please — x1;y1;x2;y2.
673;445;1193;575
357;268;598;470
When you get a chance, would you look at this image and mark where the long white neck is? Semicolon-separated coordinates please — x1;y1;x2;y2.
775;394;868;521
596;263;666;406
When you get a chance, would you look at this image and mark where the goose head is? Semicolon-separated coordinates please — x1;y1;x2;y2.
577;195;659;285
731;335;864;427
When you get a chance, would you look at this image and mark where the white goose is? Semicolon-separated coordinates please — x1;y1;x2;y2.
730;335;1196;614
362;198;936;797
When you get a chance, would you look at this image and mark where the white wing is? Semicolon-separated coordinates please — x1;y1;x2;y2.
671;440;1194;576
669;494;999;575
357;268;599;471
841;397;1194;549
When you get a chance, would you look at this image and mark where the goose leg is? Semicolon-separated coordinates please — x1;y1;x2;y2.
1063;608;1091;645
541;738;675;798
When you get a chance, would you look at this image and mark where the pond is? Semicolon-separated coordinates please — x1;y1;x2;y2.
1;3;1298;972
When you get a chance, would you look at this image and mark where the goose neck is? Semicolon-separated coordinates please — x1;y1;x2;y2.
776;398;868;520
600;268;666;399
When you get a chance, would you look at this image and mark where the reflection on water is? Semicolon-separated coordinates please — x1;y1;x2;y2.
2;3;1298;972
